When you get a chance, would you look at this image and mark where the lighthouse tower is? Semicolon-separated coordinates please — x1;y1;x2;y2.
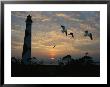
22;15;32;64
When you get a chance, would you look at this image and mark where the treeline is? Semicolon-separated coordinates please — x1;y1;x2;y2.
11;54;97;66
58;54;95;66
11;54;100;77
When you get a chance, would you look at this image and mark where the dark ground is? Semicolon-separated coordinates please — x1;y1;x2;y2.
11;63;100;77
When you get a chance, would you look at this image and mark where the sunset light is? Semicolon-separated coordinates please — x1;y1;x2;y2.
11;11;100;63
49;49;57;59
11;10;100;77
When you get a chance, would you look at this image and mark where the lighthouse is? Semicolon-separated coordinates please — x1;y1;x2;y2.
22;15;32;64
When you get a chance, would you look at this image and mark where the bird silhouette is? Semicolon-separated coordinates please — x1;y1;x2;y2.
60;25;67;36
84;31;89;36
84;31;93;40
89;33;93;40
68;32;74;38
53;45;56;48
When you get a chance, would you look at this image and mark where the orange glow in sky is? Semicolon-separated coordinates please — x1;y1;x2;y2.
11;11;100;62
49;49;57;59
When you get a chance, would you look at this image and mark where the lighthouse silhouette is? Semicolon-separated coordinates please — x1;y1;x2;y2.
22;15;32;64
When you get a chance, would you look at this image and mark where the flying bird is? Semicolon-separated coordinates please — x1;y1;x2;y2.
60;25;67;36
84;31;89;36
84;31;93;40
53;45;56;48
89;33;93;40
68;32;74;38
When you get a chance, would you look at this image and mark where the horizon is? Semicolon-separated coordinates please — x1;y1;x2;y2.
11;11;100;64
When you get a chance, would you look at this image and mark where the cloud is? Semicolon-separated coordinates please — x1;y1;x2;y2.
11;11;26;19
56;13;70;18
11;11;100;60
41;18;50;22
11;24;25;34
55;13;82;23
11;41;23;50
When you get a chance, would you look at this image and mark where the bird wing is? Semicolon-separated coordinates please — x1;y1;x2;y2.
89;33;93;40
85;31;88;34
53;45;56;48
65;30;67;36
84;31;88;36
61;25;68;36
61;25;65;30
72;33;74;38
68;33;74;38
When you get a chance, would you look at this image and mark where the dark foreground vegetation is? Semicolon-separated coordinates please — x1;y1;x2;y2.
11;54;100;77
11;63;100;77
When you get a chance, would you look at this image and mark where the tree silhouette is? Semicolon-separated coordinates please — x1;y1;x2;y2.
29;57;39;65
11;57;22;64
62;55;72;65
11;57;17;64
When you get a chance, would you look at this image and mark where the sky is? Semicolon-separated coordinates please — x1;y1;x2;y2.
11;11;100;62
